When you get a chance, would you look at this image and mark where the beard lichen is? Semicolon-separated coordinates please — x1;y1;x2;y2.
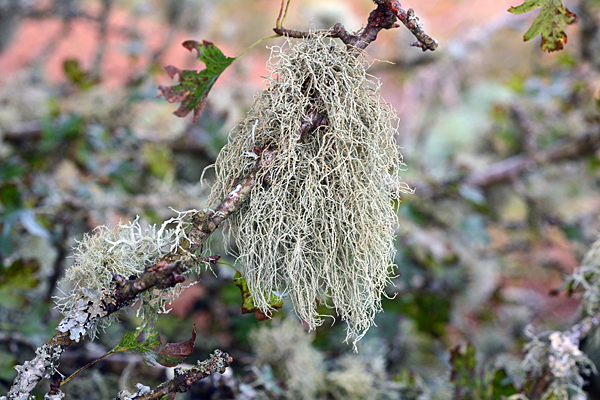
207;34;412;346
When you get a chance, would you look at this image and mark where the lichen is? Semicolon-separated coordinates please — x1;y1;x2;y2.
521;325;596;400
566;238;600;315
55;210;202;338
207;33;412;347
250;318;325;400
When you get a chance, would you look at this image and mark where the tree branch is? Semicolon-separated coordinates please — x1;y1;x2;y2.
416;126;600;198
382;0;438;51
273;1;437;52
114;350;232;400
461;127;600;188
3;140;280;398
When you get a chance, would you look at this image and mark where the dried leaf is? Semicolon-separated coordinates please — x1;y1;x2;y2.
508;0;577;52
155;325;196;367
158;40;236;122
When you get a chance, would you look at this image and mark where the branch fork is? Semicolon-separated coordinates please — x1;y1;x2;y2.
274;0;437;52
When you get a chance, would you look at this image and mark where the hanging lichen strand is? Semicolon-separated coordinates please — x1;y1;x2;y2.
207;34;413;346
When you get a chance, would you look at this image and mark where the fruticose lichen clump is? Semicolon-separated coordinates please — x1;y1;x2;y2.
55;211;198;338
207;34;412;346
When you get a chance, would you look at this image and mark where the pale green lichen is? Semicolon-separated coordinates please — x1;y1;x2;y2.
566;238;600;315
250;319;418;399
207;33;412;347
55;209;201;337
518;236;600;399
521;325;596;400
250;318;325;400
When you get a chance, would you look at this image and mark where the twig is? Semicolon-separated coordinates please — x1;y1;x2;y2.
509;104;538;156
567;312;600;344
416;126;600;197
187;148;277;253
275;0;291;30
274;1;437;52
44;224;69;304
91;0;112;80
115;350;232;400
29;19;72;81
383;0;438;51
461;127;600;188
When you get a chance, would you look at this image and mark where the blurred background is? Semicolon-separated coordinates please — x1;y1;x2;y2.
1;0;599;398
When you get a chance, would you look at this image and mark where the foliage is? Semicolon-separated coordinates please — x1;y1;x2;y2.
61;305;196;387
0;259;40;308
450;343;518;399
233;271;284;321
158;40;236;122
1;0;600;398
508;0;578;52
105;305;196;368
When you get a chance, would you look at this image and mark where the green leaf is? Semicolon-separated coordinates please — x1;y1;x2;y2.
450;343;518;399
491;368;518;398
111;305;162;366
110;305;196;367
234;271;284;321
508;0;578;52
141;143;174;180
158;40;236;122
0;350;17;381
63;58;98;90
450;343;477;390
0;183;22;212
0;259;41;307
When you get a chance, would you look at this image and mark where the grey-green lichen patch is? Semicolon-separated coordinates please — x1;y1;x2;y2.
567;238;600;315
521;325;596;399
251;318;325;400
55;210;202;339
207;33;412;347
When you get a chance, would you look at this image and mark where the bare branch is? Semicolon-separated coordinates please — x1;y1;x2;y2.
274;1;437;52
416;126;600;198
91;0;112;80
385;1;438;51
461;127;600;188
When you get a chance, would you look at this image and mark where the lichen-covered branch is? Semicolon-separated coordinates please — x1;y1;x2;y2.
273;1;437;52
3;162;259;398
187;148;278;253
3;256;215;399
566;313;600;344
521;312;600;399
114;350;232;400
2;343;64;400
